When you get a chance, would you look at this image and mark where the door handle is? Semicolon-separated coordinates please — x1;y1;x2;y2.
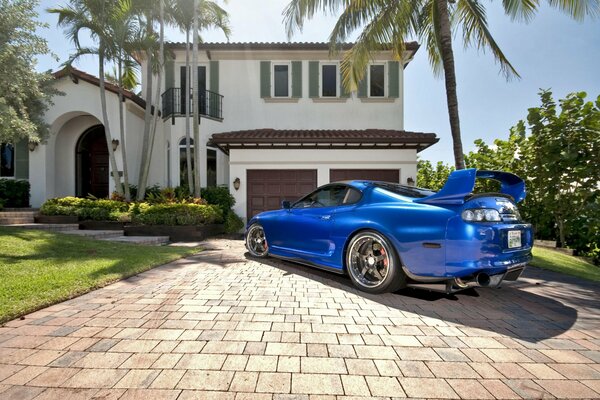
320;215;331;220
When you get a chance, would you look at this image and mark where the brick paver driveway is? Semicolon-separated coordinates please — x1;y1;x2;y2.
1;238;599;400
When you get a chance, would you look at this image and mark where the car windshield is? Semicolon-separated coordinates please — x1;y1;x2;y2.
373;182;436;198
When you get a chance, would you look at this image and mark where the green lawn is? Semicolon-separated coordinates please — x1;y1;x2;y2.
530;246;600;282
0;227;199;323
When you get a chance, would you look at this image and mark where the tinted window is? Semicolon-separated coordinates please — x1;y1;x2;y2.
342;188;362;204
274;65;289;97
374;182;436;198
321;65;337;97
370;65;385;97
294;185;347;208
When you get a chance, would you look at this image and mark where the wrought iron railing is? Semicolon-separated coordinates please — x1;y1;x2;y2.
161;87;223;122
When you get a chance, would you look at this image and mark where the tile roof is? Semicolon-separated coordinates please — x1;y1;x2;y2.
165;41;420;52
52;67;149;111
209;129;438;154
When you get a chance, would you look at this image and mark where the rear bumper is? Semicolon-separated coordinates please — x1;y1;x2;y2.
404;263;527;294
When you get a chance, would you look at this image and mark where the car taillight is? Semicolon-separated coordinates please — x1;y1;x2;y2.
462;208;502;222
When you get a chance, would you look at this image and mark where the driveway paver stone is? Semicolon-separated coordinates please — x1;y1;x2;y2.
0;238;599;399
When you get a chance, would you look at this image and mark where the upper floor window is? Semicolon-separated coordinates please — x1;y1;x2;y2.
1;143;15;178
273;64;290;97
321;64;338;97
369;64;385;97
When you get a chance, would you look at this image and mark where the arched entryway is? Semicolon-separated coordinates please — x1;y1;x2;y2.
76;125;109;198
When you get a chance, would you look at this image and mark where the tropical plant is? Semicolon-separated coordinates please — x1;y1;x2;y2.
171;0;230;195
284;0;600;170
418;90;600;262
0;0;58;144
49;0;126;196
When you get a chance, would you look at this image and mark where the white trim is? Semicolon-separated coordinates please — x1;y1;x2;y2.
271;62;292;98
368;63;387;98
320;62;339;98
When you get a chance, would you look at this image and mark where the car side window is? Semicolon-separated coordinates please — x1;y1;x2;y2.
342;188;362;205
293;185;347;208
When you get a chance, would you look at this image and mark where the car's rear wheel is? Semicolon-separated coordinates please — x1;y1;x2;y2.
246;224;269;257
346;230;406;293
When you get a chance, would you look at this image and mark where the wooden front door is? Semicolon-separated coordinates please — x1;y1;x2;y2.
77;126;109;198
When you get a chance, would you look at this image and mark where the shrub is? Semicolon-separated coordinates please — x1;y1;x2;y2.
0;179;30;208
201;186;235;214
40;197;129;221
224;211;244;233
132;203;223;226
128;184;161;200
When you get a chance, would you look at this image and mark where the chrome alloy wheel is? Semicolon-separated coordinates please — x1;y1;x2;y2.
347;232;392;289
246;224;268;257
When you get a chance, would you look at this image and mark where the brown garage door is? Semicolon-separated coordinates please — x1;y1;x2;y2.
330;169;400;183
247;169;317;218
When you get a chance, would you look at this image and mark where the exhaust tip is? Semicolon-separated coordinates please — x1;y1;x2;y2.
477;273;491;287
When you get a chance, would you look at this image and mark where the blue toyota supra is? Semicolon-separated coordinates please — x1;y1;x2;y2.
245;169;533;294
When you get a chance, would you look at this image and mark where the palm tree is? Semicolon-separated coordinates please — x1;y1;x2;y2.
49;0;125;196
284;0;600;170
172;0;230;195
107;0;141;201
132;0;167;200
192;0;201;197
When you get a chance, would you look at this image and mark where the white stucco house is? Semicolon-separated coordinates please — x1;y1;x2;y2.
6;42;438;222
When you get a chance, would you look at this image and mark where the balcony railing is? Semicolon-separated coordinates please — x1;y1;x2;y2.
161;87;223;122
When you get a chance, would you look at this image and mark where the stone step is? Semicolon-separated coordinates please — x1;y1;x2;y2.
61;230;125;239
2;208;39;212
3;223;81;232
0;218;35;225
0;211;38;218
101;236;170;246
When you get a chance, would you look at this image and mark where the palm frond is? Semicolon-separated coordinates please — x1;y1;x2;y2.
501;0;540;22
283;0;348;39
456;0;520;79
546;0;600;20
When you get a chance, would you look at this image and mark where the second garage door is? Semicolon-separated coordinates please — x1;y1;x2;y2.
330;169;400;183
247;169;317;218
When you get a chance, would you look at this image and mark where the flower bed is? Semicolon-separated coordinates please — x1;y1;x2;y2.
39;186;245;235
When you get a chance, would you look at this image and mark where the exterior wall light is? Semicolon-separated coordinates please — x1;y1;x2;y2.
406;176;415;186
111;139;120;151
233;177;241;191
28;141;38;152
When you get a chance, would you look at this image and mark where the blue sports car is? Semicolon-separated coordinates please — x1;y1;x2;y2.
245;169;533;294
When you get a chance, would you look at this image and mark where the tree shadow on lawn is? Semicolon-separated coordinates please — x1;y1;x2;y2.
246;253;592;344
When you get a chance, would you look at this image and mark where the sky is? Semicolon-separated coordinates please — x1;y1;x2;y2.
35;0;600;165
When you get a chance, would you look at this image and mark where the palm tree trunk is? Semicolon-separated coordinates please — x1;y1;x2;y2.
145;0;165;190
137;25;154;200
98;51;124;196
185;29;193;194
435;0;466;170
117;57;131;201
192;0;201;198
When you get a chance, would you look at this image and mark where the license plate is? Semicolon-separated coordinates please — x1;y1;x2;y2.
507;230;521;248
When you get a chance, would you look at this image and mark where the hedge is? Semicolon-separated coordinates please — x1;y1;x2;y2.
0;179;30;208
40;197;131;222
131;203;223;225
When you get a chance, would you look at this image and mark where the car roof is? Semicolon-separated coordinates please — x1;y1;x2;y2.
330;180;392;190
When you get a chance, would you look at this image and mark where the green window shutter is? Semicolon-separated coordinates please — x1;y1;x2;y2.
357;70;368;98
14;139;29;180
165;59;175;90
210;60;219;93
308;61;319;98
260;61;271;98
388;61;400;98
291;61;302;98
340;68;351;98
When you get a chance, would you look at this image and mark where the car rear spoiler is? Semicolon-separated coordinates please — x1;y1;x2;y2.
415;169;526;205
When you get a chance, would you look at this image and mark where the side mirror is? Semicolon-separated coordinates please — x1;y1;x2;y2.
281;200;291;209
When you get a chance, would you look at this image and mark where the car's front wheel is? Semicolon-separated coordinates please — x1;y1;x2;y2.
346;230;406;293
246;223;269;257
